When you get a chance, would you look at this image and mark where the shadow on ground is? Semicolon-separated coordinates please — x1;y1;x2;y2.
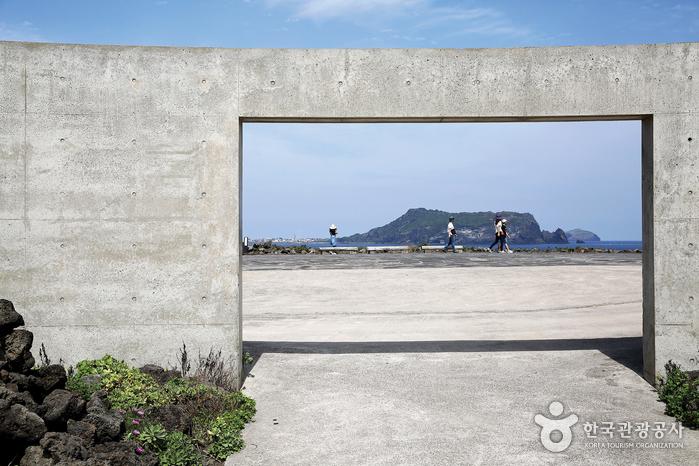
243;336;643;383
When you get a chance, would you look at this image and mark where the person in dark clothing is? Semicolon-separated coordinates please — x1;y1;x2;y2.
488;216;503;252
329;224;338;247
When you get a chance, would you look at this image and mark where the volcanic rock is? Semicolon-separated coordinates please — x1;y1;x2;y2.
37;389;87;430
0;299;24;334
0;399;47;444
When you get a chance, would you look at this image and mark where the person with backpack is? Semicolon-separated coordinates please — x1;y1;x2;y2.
444;216;457;252
329;224;338;247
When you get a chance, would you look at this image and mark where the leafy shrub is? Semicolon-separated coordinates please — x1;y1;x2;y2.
657;360;699;429
228;391;256;422
71;355;170;409
188;390;256;458
205;392;256;460
159;431;201;466
206;411;247;460
68;355;256;462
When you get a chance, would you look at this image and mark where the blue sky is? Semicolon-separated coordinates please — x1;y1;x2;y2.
0;0;697;48
2;1;697;240
245;122;641;240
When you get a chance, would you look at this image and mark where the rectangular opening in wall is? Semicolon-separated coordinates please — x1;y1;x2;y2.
240;120;644;447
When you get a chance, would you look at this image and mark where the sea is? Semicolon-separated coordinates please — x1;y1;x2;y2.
270;240;643;251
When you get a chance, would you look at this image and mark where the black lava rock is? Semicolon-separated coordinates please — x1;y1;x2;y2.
29;365;68;401
0;385;38;411
37;389;87;430
4;329;35;372
86;441;159;466
140;364;180;384
84;411;124;443
67;419;97;446
0;398;47;444
86;389;111;414
1;370;31;391
39;431;89;463
0;299;24;334
19;446;53;466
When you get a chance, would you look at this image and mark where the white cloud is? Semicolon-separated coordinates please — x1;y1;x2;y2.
449;21;530;38
415;6;498;27
266;0;531;38
267;0;425;20
416;6;530;37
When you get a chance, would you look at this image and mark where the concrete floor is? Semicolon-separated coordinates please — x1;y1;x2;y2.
229;255;697;465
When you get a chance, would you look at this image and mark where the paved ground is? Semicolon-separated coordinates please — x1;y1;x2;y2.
229;255;697;465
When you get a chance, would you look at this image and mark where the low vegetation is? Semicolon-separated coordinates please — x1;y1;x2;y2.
68;353;256;465
657;360;699;429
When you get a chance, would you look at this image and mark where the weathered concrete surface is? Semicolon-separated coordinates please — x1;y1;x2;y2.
0;41;697;385
0;43;243;375
233;349;698;466
243;265;641;342
235;263;697;465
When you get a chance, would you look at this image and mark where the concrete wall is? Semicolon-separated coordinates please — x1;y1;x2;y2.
1;42;697;385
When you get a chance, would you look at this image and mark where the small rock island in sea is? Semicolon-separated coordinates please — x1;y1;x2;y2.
565;229;601;243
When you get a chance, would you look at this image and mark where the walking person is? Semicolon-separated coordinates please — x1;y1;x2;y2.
329;224;338;247
444;216;457;252
500;218;513;253
488;215;503;252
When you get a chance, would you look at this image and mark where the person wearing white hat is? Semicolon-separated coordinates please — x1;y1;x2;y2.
329;224;338;247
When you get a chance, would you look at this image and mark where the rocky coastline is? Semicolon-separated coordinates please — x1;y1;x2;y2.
244;243;641;255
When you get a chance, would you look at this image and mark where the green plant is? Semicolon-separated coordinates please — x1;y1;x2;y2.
66;355;256;463
159;431;201;466
228;391;256;422
163;378;201;401
204;393;256;460
657;360;699;429
138;423;169;452
71;355;170;409
243;352;254;365
206;411;246;460
66;374;102;401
